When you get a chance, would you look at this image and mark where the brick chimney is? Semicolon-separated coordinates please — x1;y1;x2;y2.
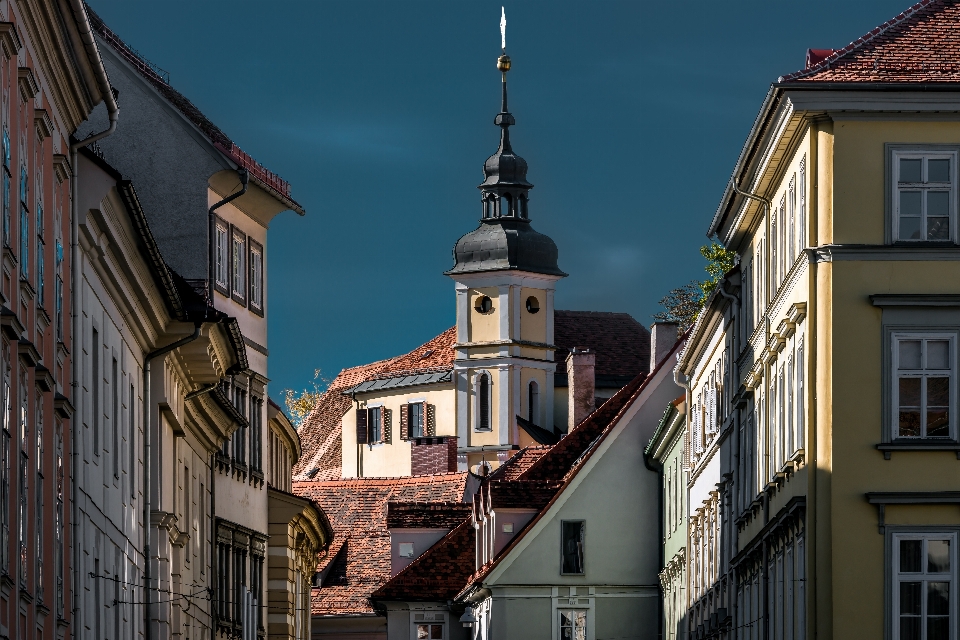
649;322;679;373
566;347;596;431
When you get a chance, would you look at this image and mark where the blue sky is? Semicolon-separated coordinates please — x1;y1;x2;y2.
88;0;910;399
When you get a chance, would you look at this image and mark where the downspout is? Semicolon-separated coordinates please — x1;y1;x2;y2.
208;169;248;302
66;1;119;636
672;362;692;633
143;323;202;640
642;445;665;640
729;177;771;223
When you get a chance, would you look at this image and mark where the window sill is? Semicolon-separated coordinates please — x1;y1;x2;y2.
877;441;960;459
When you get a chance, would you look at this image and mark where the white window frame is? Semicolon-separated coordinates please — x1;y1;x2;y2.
889;147;960;243
214;219;229;292
891;332;957;441
231;227;246;302
249;239;264;313
890;529;959;640
409;612;446;640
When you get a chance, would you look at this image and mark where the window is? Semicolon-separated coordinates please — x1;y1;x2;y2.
231;227;246;304
35;168;43;304
476;372;491;432
249;240;263;314
799;156;807;253
214;217;229;295
892;532;957;640
369;406;382;444
561;520;585;575
112;358;118;479
398;542;414;558
409;402;424;438
19;166;27;278
55;240;62;340
893;334;955;439
528;380;540;426
2;127;9;247
559;610;587;640
415;624;444;639
92;328;100;455
890;147;959;242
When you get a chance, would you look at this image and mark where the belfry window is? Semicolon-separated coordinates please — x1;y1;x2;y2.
500;193;512;217
518;194;528;218
528;380;540;426
483;195;496;219
477;372;491;432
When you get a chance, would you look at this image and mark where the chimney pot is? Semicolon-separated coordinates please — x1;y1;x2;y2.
566;348;596;431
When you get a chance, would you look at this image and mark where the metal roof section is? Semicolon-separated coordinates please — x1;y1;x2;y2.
348;370;453;394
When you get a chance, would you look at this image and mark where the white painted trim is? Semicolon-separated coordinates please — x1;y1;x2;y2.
545;289;555;348
498;285;510;341
456;285;469;344
499;366;511;444
454;356;558;372
457;370;469;444
450;271;563;290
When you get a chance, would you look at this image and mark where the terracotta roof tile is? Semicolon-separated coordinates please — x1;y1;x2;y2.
371;520;476;602
387;502;473;529
375;327;457;378
554;311;650;380
487;446;551;481
487;481;561;509
779;0;960;84
293;473;468;615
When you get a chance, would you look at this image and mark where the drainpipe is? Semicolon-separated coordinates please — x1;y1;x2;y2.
208;169;248;302
66;1;119;636
672;362;691;630
143;323;202;640
729;177;771;217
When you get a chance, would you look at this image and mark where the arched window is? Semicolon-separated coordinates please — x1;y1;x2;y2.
518;194;528;219
528;380;540;426
483;194;495;219
477;372;491;432
500;193;512;217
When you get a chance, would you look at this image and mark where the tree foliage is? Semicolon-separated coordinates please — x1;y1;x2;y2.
282;369;329;428
653;242;737;331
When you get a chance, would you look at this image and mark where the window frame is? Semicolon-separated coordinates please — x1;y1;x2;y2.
230;225;246;305
248;238;264;316
888;330;958;442
886;527;959;640
886;144;960;244
214;216;230;296
474;371;492;432
560;519;585;576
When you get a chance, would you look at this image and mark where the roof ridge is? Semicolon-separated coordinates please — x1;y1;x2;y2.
778;0;942;82
294;471;466;485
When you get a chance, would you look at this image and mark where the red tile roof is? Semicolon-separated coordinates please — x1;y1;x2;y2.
554;311;650;380
371;520;476;602
487;446;551;481
780;0;960;84
486;480;561;510
292;473;468;616
292;359;397;481
387;502;473;529
374;327;457;378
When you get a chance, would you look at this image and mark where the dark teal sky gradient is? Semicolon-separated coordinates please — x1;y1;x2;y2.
87;0;910;398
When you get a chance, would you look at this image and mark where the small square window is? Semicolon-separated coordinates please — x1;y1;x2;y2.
502;522;514;533
398;542;414;558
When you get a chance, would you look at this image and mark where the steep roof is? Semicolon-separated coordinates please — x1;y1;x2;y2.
85;4;304;214
780;0;960;84
292;359;396;481
554;311;650;381
292;473;468;616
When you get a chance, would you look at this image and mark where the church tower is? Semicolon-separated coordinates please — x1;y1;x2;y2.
446;49;566;472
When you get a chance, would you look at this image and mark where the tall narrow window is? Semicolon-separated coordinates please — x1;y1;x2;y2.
528;380;540;426
55;419;63;616
214;218;229;295
561;520;585;575
92;328;100;455
799;157;807;253
368;406;382;444
18;371;27;586
35;168;43;304
796;336;805;451
19;166;27;278
2;127;9;247
770;215;778;292
112;358;118;479
477;373;491;432
55;240;62;340
893;533;956;640
249;240;263;314
788;176;796;267
409;402;424;439
894;335;954;439
779;196;786;286
35;395;42;601
231;227;246;304
129;383;136;499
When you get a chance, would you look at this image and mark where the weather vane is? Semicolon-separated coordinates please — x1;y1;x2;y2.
497;7;511;75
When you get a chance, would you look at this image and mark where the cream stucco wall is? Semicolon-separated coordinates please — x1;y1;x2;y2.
468;287;501;343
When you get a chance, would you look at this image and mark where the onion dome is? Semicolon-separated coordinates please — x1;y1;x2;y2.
446;54;566;278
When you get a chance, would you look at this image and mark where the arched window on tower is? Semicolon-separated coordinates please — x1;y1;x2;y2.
528;380;540;426
483;194;496;219
518;194;528;219
500;193;512;217
476;372;491;432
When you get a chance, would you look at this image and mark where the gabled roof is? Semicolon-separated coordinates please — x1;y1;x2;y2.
387;502;472;529
292;473;468;616
780;0;960;84
554;311;650;382
85;3;304;214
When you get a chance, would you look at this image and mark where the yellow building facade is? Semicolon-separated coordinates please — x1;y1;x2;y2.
678;3;960;638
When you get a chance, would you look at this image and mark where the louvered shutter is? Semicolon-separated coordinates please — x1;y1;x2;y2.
400;404;409;440
380;407;387;444
426;403;435;436
709;385;716;435
356;408;368;444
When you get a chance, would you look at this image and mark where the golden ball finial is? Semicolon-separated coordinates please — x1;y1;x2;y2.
497;54;511;72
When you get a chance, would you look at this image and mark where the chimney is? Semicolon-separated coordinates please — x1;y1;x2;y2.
567;347;596;431
649;322;679;373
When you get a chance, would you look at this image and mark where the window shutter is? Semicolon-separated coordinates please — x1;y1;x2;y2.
426;403;435;436
709;386;717;435
400;404;409;440
356;408;368;445
380;408;388;444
